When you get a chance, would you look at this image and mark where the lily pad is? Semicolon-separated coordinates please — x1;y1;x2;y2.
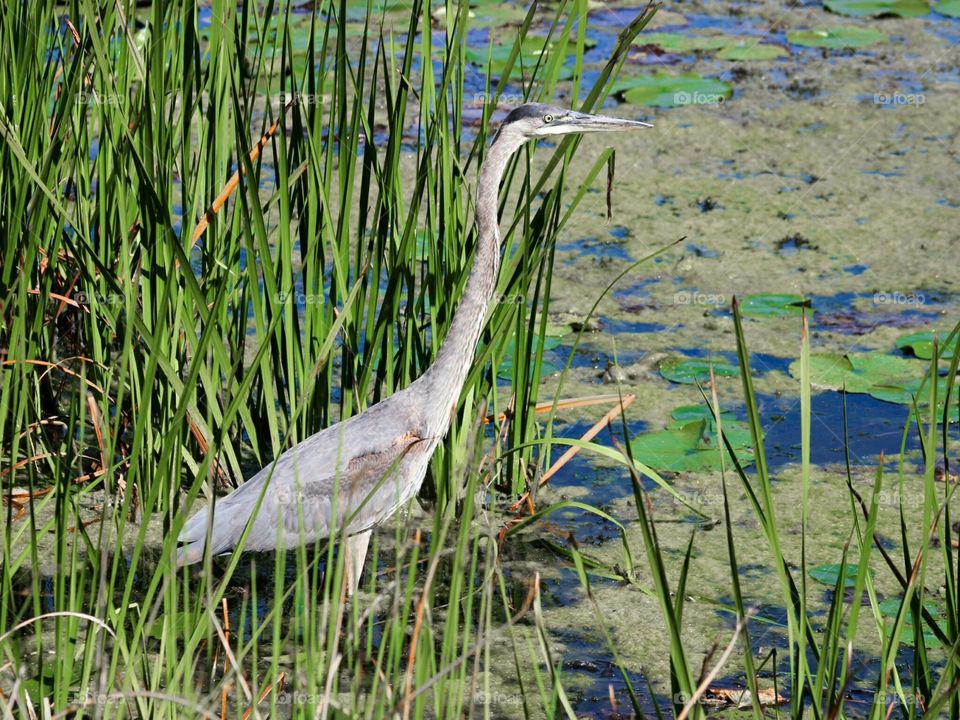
895;331;956;360
468;5;532;27
868;377;959;420
632;32;731;52
615;72;732;107
498;333;564;380
878;597;944;648
787;26;889;48
716;41;789;61
466;36;575;79
809;562;872;588
790;352;918;395
630;418;754;472
790;352;957;419
740;293;810;318
670;404;736;425
823;0;930;17
934;0;960;15
659;357;740;385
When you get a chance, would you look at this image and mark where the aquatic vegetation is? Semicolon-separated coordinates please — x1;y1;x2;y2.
629;405;754;472
809;561;874;587
716;40;789;60
658;356;740;384
466;34;580;79
631;31;732;52
896;330;957;360
740;293;811;317
790;350;959;416
613;72;733;106
824;0;931;17
787;26;890;48
934;0;960;16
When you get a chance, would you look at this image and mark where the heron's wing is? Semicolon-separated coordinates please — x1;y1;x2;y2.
177;409;426;564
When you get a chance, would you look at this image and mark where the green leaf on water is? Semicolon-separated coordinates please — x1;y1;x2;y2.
670;404;736;424
823;0;930;17
868;377;959;420
740;293;810;318
790;352;958;419
809;562;872;588
659;357;739;384
716;41;789;60
895;331;956;360
498;333;564;379
935;0;960;15
787;26;889;48
632;32;731;52
878;597;944;648
878;597;940;617
629;417;754;472
790;352;917;394
614;72;732;107
466;35;585;79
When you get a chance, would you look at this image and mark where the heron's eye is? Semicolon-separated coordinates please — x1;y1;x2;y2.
543;114;554;123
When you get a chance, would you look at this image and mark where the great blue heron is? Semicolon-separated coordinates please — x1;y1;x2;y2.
177;103;650;592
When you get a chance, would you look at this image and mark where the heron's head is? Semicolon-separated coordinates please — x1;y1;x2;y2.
500;103;651;139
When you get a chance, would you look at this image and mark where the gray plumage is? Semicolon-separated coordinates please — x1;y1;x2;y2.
177;103;650;590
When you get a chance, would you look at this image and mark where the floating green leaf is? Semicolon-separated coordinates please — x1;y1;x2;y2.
935;0;960;15
868;377;959;420
791;352;917;394
790;352;957;419
716;41;789;60
614;73;732;107
809;563;872;588
466;35;584;79
823;0;930;17
740;293;810;318
878;597;944;648
670;404;736;425
629;418;754;472
632;32;731;52
659;357;739;385
895;331;956;360
498;333;564;379
787;26;889;48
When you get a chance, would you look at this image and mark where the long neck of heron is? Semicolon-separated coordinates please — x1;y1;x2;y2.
419;129;524;434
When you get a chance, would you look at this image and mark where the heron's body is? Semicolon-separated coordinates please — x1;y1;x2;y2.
178;103;650;589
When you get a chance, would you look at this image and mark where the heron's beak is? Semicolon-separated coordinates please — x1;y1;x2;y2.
570;111;653;132
541;111;652;136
